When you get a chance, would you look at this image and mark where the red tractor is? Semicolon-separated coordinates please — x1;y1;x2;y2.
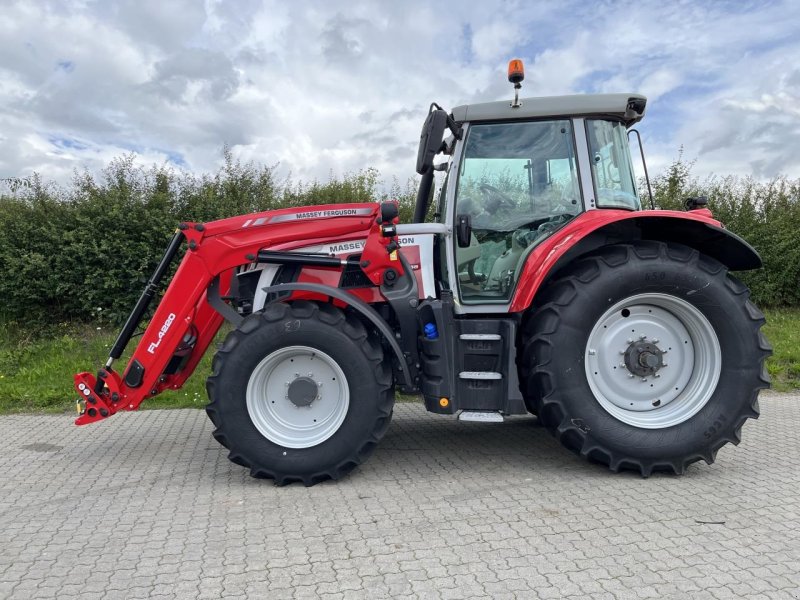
74;61;770;484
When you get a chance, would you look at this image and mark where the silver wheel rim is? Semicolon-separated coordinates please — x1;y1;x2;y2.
246;346;349;448
585;293;721;429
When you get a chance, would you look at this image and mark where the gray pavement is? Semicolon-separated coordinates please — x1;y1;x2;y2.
0;392;798;600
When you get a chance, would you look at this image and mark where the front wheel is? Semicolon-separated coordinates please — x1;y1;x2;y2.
206;301;394;485
519;242;771;476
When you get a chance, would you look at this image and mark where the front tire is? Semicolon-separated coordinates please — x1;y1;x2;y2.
206;301;394;485
519;242;771;476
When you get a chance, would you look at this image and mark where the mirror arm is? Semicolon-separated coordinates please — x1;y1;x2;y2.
413;170;435;223
445;114;462;140
430;102;462;140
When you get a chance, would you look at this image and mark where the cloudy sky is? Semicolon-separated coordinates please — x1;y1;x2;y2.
1;0;799;190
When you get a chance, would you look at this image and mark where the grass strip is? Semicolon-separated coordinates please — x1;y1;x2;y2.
1;308;797;415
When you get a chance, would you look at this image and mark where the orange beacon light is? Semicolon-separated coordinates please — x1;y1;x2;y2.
508;59;524;107
508;59;524;84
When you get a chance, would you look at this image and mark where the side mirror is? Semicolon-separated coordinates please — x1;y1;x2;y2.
416;109;448;175
685;196;708;211
456;213;472;248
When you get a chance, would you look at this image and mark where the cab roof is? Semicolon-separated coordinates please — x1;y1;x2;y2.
450;93;647;127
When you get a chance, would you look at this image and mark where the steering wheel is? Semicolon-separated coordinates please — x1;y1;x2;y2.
479;183;515;211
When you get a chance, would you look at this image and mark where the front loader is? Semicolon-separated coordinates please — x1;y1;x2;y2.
74;60;770;484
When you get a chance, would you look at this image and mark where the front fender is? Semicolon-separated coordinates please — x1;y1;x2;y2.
510;209;761;313
260;282;414;388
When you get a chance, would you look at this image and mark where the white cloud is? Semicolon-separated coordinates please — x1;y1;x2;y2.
0;0;798;190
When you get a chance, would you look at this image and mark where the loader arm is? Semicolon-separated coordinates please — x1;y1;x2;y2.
74;203;383;425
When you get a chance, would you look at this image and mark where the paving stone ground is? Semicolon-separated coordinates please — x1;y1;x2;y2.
0;392;798;599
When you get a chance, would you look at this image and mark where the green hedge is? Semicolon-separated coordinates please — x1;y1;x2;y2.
649;156;800;307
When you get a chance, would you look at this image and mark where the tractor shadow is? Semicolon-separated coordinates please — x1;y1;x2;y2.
368;406;605;480
362;404;688;484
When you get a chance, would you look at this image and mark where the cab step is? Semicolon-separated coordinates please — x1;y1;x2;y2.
459;371;502;380
458;410;504;423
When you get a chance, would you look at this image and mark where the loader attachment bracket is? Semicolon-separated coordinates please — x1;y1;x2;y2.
74;370;123;425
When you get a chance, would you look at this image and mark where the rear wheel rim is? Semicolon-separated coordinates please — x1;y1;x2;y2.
246;345;349;448
585;293;721;429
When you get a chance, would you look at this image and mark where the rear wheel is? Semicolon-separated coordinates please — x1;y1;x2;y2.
519;241;771;475
206;301;393;485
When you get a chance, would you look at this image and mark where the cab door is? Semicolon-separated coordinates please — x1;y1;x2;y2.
447;119;584;309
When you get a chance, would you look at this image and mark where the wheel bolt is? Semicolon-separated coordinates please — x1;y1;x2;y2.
307;372;313;377
654;374;661;378
628;374;634;378
652;338;659;344
641;377;647;382
627;338;633;344
639;334;647;340
588;349;596;356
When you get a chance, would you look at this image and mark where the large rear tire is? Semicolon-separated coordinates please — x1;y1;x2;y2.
519;242;771;476
206;300;394;485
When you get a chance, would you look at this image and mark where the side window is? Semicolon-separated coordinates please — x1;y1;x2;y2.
586;120;641;210
454;120;581;303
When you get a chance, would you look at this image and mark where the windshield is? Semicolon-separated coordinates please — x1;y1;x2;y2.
586;120;640;210
454;120;581;302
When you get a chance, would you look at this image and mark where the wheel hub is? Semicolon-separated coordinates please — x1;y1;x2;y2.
287;377;318;407
623;340;665;377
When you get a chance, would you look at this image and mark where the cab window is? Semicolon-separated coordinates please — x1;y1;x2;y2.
586;120;640;210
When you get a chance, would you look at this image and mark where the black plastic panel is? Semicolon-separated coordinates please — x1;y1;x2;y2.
417;294;525;415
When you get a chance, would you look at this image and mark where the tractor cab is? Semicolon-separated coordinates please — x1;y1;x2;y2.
415;70;647;310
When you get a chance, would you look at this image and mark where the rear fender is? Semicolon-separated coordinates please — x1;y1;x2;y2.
510;210;761;312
